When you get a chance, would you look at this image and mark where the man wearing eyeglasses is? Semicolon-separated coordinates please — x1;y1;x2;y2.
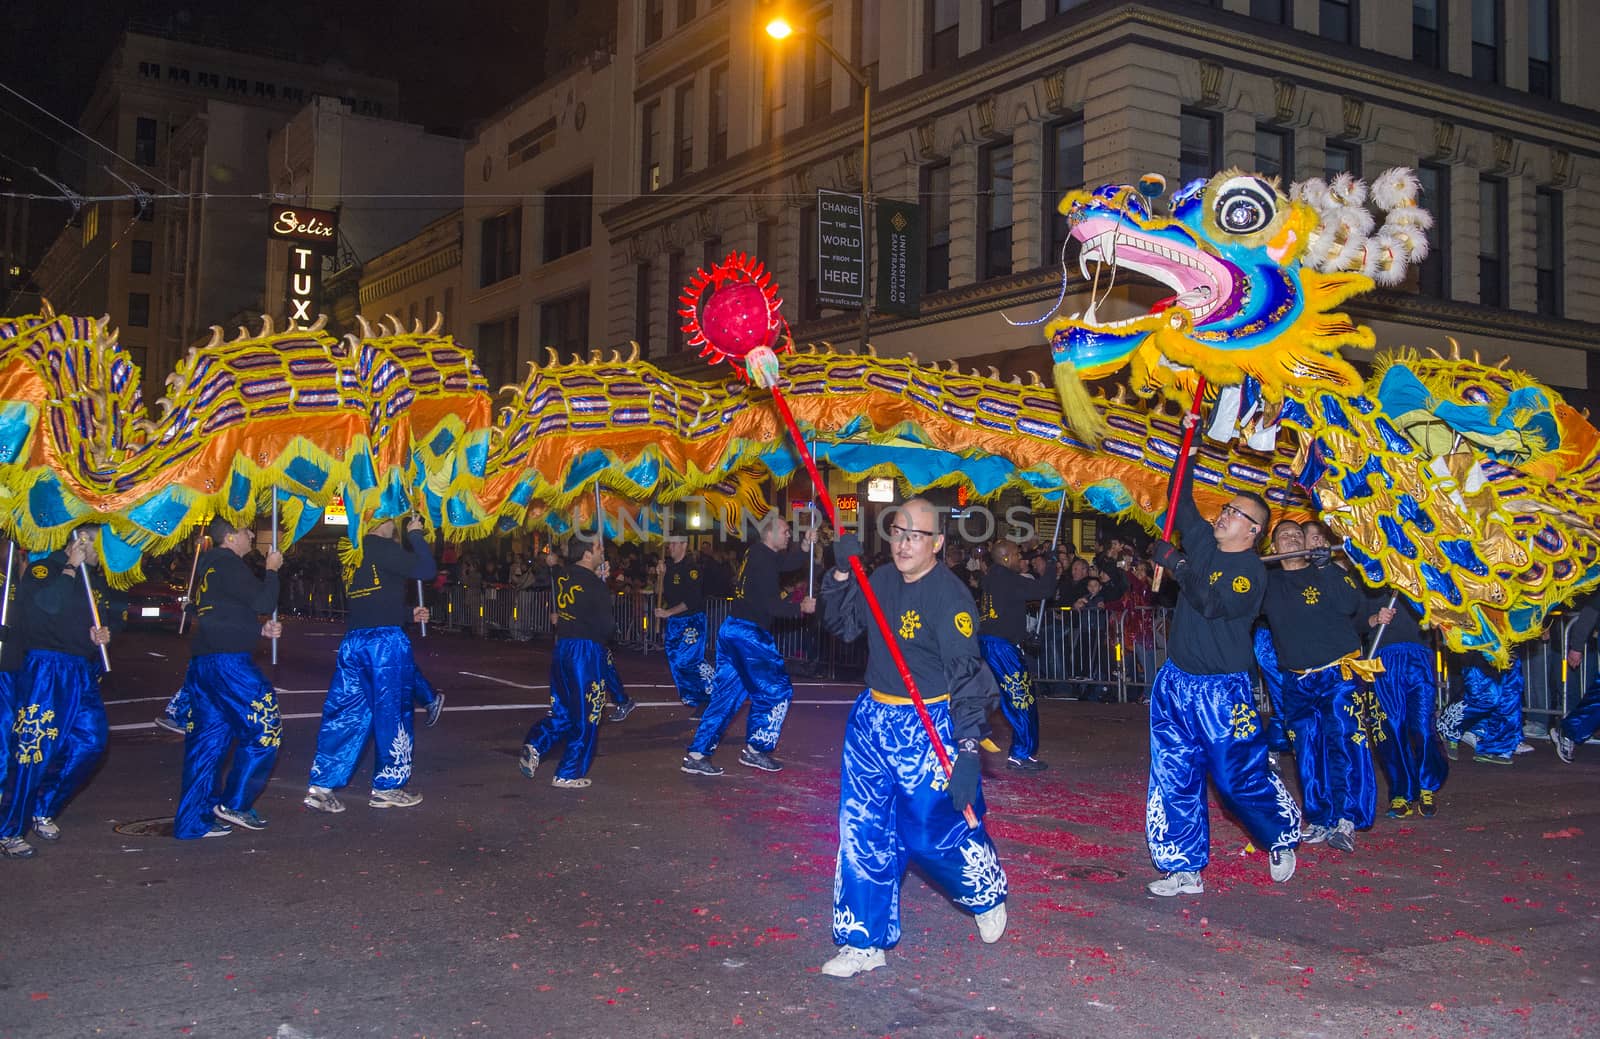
815;498;1006;977
1261;519;1375;854
979;540;1056;771
1144;433;1301;897
682;511;815;776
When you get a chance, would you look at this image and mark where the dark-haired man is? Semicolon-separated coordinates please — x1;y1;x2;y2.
174;517;283;838
1143;434;1300;896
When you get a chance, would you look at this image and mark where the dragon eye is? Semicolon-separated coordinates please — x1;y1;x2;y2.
1214;177;1277;235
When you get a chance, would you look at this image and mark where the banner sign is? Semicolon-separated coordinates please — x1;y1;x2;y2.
816;189;865;309
269;205;339;245
875;198;923;317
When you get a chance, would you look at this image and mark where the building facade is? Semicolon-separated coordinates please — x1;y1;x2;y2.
357;212;463;340
463;0;1599;415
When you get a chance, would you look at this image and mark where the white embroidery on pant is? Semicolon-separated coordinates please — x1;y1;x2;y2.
1437;699;1464;742
1269;770;1303;849
749;699;789;747
373;728;414;785
1146;788;1170;842
952;840;1007;907
832;905;870;939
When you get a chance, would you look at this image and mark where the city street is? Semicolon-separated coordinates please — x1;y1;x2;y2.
1;621;1597;1039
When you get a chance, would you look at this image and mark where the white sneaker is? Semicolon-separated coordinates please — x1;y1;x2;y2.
1269;848;1296;883
303;786;345;814
1299;823;1329;844
1514;740;1535;755
1551;728;1576;763
551;776;591;789
519;745;540;779
974;902;1007;943
820;946;886;977
1459;730;1478;749
1147;871;1203;896
368;788;423;809
31;817;60;841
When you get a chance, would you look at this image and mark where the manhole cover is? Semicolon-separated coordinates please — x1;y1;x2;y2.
1048;864;1127;882
115;817;175;837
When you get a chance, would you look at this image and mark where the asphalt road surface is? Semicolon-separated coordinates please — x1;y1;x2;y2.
1;621;1596;1038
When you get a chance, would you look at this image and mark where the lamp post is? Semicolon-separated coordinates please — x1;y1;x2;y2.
765;16;873;351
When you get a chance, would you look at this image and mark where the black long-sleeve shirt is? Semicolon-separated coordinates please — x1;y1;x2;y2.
730;542;808;629
1164;464;1266;676
554;564;615;642
1363;588;1424;648
1262;564;1363;671
980;560;1056;644
191;548;280;656
661;557;705;614
345;531;437;631
23;551;127;660
821;562;996;743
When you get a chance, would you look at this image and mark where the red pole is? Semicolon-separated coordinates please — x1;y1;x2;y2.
767;388;978;828
1151;376;1207;593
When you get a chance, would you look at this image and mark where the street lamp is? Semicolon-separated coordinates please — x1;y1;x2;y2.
765;14;874;351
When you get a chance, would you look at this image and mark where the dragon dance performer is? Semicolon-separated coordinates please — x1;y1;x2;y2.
1440;658;1523;765
1260;520;1377;853
682;511;815;776
654;535;711;709
173;518;284;838
1;531;123;859
1144;442;1300;896
817;499;1007;977
978;541;1055;771
304;515;435;813
519;535;616;789
1252;626;1291;758
1552;590;1600;763
1363;593;1446;816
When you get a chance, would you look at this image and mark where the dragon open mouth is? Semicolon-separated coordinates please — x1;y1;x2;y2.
1070;217;1242;330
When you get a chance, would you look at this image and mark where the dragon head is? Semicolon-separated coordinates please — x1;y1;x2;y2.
1046;168;1430;442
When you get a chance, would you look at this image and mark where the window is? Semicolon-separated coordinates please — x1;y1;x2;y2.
226;76;247;94
988;0;1022;43
1324;140;1361;179
1416;164;1449;298
677;0;695;26
1044;118;1084;266
979;143;1014;280
167;66;190;83
134;117;157;166
641;100;662;193
635;262;653;357
1471;0;1500;84
1319;0;1353;43
666;253;685;352
1535;188;1562;317
756;220;775;273
799;207;820;321
127;293;150;327
476;314;520;390
1250;0;1289;24
1528;0;1556;99
1254;126;1293;181
1179;109;1219;188
131;240;153;275
138;62;161;79
1413;0;1443;67
543;171;593;262
643;0;665;46
674;82;695;177
929;0;959;71
198;72;219;88
1477;177;1506;307
923;162;950;292
480;209;522;287
808;36;833;123
424;295;435;323
708;64;729;164
542;291;590;360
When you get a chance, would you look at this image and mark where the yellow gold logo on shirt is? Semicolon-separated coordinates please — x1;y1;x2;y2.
1232;575;1251;594
953;611;973;637
899;610;922;639
30;564;48;580
1302;586;1321;605
1209;570;1221;585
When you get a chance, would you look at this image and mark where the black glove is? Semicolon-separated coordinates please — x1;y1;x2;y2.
1307;546;1332;567
1151;539;1187;575
834;533;863;567
947;749;980;814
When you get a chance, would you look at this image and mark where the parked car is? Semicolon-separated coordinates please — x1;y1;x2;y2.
124;580;187;630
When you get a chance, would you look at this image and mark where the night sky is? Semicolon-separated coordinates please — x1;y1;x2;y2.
1;0;553;264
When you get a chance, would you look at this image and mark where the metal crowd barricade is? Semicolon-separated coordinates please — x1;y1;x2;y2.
1029;604;1168;703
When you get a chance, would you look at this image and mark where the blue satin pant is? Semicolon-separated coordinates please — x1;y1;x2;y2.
3;650;105;837
979;635;1038;760
664;612;711;706
0;670;14;794
162;685;189;727
834;691;1005;950
688;617;793;756
175;653;282;839
1253;628;1291;752
1282;665;1377;830
309;626;417;791
1441;663;1523;757
1561;686;1600;746
603;649;630;708
1371;642;1447;801
1146;661;1301;873
526;637;610;779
